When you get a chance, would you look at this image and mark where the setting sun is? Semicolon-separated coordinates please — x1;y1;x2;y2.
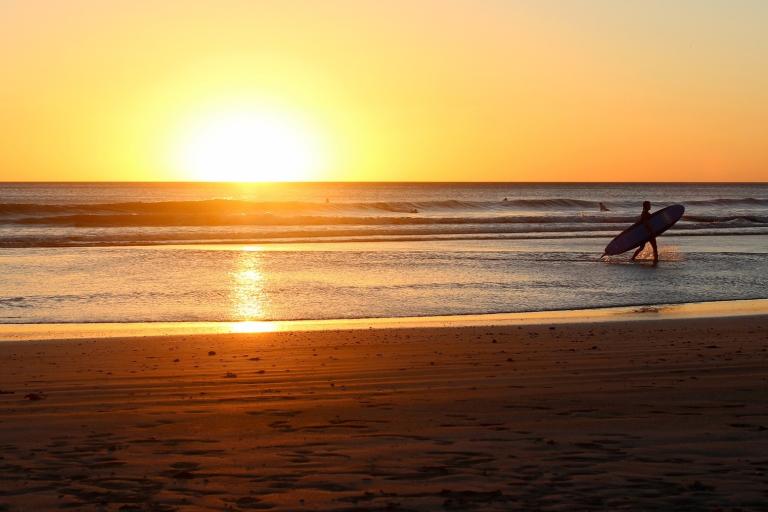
170;107;325;182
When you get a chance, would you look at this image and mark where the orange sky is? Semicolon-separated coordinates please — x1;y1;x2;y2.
2;1;767;182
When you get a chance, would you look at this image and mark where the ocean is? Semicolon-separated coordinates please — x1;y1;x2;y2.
1;182;767;324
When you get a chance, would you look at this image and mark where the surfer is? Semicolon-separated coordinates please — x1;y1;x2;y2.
631;201;658;265
599;202;610;212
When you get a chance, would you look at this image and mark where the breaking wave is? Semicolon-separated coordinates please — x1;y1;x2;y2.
2;194;767;247
2;196;767;222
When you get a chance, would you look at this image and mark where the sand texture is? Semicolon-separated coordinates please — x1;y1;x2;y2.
1;316;767;511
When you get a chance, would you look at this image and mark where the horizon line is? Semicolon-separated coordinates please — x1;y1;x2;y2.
2;181;767;185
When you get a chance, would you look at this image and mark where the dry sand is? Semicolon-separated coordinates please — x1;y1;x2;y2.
0;316;767;511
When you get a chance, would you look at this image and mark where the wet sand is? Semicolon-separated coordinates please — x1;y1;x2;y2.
1;316;767;511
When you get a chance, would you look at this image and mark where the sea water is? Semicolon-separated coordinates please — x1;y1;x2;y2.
1;183;767;323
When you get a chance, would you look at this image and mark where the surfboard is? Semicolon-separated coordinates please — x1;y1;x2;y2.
603;204;685;256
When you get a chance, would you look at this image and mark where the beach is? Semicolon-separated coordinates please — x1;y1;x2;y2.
4;0;768;509
2;315;767;511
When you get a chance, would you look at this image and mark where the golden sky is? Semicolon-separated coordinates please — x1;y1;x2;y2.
2;1;767;182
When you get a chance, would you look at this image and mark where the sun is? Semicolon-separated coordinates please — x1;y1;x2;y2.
171;107;324;182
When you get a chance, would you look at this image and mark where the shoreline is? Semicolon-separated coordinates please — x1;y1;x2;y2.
2;297;767;341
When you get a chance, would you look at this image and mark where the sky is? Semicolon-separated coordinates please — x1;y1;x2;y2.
2;0;767;182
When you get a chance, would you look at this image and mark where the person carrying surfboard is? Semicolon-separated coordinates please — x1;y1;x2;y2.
631;201;659;265
602;203;683;262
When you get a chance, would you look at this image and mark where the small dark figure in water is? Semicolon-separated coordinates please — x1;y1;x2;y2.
599;202;610;211
631;201;658;265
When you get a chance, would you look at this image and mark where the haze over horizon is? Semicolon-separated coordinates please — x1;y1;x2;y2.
2;1;767;182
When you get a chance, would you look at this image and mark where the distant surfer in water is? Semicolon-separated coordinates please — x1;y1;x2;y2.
631;201;658;265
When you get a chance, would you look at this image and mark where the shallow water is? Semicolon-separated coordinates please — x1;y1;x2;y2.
2;235;766;323
2;183;767;323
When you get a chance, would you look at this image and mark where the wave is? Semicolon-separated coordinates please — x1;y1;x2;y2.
4;211;768;229
3;220;768;247
2;196;767;226
2;194;767;248
9;213;643;227
0;197;604;217
682;198;768;207
683;214;768;224
3;228;768;248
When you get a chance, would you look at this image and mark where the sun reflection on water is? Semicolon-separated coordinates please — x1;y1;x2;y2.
231;249;268;322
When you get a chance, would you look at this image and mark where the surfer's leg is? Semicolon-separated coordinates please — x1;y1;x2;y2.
631;243;645;260
650;237;658;265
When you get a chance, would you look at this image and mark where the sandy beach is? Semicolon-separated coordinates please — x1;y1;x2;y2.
1;315;767;511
